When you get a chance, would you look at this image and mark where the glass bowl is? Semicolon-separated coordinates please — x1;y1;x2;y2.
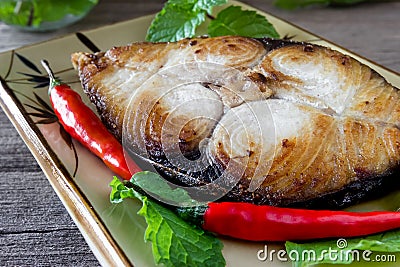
0;0;98;31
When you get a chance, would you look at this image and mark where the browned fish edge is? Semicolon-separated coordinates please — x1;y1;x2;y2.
142;147;400;210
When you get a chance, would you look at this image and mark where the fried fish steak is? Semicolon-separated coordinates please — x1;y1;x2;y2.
72;36;400;208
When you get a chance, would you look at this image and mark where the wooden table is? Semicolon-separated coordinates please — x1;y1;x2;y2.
0;0;399;266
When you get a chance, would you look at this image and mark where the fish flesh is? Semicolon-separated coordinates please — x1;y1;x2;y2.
72;36;400;208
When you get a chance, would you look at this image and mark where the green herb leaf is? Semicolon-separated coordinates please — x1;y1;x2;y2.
109;176;140;203
285;230;400;267
109;175;225;267
208;6;280;38
139;196;225;267
132;171;198;206
146;0;280;42
146;3;205;42
168;0;227;14
145;0;227;42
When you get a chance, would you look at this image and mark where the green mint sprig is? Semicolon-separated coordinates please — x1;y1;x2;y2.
286;229;400;267
146;0;280;42
208;6;279;38
110;173;225;267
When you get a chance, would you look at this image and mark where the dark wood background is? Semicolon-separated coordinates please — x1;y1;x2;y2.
0;0;399;266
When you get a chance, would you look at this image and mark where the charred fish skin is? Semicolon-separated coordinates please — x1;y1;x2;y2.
72;36;400;209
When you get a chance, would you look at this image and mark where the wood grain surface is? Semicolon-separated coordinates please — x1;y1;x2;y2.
0;0;399;266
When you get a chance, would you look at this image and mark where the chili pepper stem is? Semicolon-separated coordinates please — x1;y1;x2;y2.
40;59;62;94
41;59;135;180
175;205;208;226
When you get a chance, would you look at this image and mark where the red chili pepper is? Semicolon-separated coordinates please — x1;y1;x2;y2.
201;202;400;241
41;60;141;180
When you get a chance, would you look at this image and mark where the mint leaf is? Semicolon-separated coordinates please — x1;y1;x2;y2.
193;0;227;14
132;171;198;206
285;240;352;267
146;3;205;42
285;229;400;267
139;196;225;267
208;6;280;38
109;175;225;267
145;0;227;42
109;176;140;203
168;0;227;13
146;0;280;42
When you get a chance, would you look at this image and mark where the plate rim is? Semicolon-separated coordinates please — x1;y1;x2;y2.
0;78;132;266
